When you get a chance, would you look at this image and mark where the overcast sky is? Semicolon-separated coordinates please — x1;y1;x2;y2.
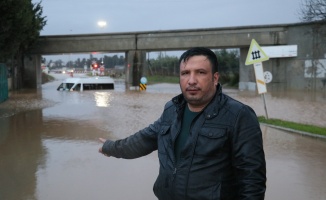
34;0;303;36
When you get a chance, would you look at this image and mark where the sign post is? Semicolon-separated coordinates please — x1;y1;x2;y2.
140;77;147;91
245;39;270;119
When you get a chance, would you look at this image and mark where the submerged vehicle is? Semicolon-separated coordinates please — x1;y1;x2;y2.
57;77;114;91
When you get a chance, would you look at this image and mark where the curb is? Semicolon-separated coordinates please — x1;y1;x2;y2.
260;123;326;140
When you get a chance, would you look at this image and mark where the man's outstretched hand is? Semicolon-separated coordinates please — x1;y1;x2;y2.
98;138;110;157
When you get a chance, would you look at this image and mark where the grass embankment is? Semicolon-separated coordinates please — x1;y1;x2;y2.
258;116;326;137
146;75;179;84
42;72;55;84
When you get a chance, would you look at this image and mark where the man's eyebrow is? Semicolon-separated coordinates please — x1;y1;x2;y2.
180;68;189;72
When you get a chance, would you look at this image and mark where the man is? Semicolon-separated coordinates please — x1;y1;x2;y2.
99;47;266;200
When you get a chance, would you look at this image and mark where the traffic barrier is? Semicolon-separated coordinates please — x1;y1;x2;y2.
139;77;147;91
139;83;147;91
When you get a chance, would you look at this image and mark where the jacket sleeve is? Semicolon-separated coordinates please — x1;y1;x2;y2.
101;122;160;159
101;100;175;159
232;105;267;200
101;108;169;159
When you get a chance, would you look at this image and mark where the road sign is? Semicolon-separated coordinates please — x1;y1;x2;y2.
264;71;273;83
254;62;267;94
246;39;270;119
245;39;269;65
140;77;147;84
261;45;297;58
140;77;147;91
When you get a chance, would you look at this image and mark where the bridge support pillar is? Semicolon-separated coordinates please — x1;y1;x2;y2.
23;54;42;89
239;47;257;91
125;50;147;90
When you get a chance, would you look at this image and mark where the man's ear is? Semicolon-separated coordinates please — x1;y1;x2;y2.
214;72;219;85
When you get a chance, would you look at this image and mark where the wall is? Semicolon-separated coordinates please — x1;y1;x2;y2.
239;22;326;93
0;63;8;103
23;55;42;89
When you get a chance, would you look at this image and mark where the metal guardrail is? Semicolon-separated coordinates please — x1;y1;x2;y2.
0;63;8;103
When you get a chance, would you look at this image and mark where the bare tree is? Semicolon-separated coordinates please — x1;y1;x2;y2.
299;0;326;22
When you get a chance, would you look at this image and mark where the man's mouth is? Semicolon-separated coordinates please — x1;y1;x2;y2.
186;87;200;92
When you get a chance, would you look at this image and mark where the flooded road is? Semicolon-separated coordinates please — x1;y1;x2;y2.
0;74;325;200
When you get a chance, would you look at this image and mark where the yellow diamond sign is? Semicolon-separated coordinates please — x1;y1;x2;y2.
245;39;269;65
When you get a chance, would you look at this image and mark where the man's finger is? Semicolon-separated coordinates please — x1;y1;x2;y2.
99;138;106;143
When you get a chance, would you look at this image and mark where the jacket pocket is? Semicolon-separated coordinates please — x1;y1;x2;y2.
195;127;228;156
157;125;172;169
157;125;170;152
153;171;173;200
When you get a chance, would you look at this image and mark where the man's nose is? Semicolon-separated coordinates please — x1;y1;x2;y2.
188;73;197;85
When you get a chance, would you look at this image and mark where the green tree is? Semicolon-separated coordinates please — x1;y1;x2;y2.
214;49;239;86
149;54;179;76
0;0;46;89
299;0;326;22
299;1;326;92
103;55;125;68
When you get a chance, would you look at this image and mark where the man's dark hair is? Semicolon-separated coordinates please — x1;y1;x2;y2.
179;47;219;73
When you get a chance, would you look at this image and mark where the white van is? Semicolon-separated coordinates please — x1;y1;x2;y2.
57;77;114;91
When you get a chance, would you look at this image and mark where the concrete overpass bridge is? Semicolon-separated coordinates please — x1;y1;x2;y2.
26;21;326;93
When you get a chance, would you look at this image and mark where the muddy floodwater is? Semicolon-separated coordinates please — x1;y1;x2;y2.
0;74;326;200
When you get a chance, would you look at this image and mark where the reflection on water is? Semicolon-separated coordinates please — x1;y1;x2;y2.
36;139;158;200
0;109;44;200
94;92;113;107
262;126;326;200
0;77;326;200
232;89;326;128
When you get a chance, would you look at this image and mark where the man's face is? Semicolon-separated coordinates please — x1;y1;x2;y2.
179;55;219;112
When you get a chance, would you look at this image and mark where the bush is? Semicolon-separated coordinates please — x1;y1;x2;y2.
41;72;55;84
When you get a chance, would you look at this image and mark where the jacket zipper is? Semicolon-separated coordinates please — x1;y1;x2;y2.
171;108;201;183
172;167;177;182
171;119;181;183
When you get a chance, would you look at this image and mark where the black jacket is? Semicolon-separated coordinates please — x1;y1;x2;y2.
102;84;266;200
